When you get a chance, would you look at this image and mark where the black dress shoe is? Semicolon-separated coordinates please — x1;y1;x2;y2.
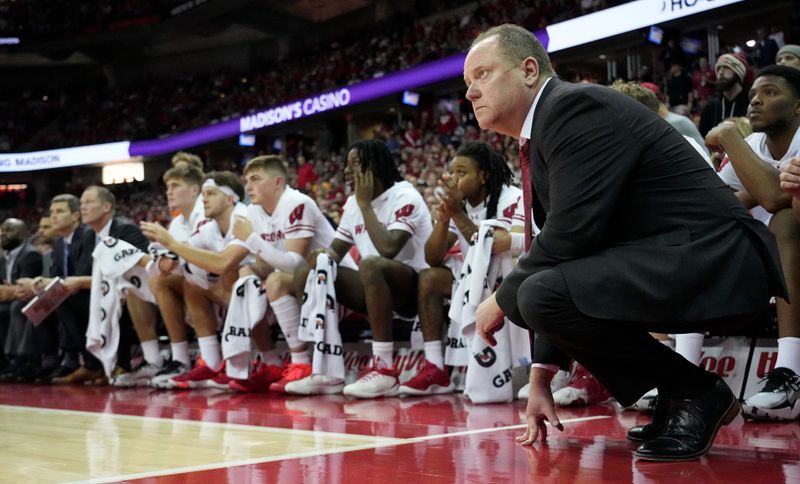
0;359;25;382
32;366;58;384
45;364;79;382
12;362;41;383
627;395;672;442
634;378;740;461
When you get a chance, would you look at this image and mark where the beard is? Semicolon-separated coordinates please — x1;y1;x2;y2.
1;238;21;251
716;76;739;91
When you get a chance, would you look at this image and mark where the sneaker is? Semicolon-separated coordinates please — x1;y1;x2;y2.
111;363;162;388
172;357;222;389
270;363;312;393
398;360;454;396
742;367;800;421
343;366;400;399
150;360;191;389
552;365;612;406
229;361;284;393
630;388;659;412
206;371;234;391
517;369;571;400
284;374;345;395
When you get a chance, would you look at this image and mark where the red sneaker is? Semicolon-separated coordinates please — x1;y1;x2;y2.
552;364;612;406
269;363;313;393
229;361;284;393
172;357;222;389
398;360;454;396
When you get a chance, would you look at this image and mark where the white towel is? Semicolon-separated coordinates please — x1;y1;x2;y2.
299;253;345;380
447;221;531;403
86;237;152;377
222;275;268;379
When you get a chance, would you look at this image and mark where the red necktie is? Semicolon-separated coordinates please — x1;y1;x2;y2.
519;139;533;252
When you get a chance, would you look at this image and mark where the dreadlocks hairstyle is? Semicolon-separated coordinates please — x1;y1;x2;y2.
348;139;403;189
456;141;513;219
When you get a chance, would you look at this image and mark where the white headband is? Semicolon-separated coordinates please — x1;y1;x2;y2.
203;179;240;202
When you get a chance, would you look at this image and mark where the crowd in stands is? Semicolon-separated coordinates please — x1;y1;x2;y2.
4;0;636;152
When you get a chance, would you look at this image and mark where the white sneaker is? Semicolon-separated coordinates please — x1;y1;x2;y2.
111;363;162;387
629;388;659;412
343;367;400;399
517;369;571;400
284;374;345;395
742;367;800;421
150;360;191;389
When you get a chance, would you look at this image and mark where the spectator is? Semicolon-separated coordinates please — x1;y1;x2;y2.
699;53;750;137
666;63;694;110
777;44;800;70
692;57;717;109
754;27;780;69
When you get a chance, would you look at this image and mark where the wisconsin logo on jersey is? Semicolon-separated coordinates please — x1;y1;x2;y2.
394;204;414;219
289;204;306;225
503;199;520;219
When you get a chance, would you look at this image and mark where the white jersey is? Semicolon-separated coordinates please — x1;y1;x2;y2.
168;195;205;242
718;129;800;225
231;187;335;254
448;184;525;254
336;181;432;273
189;202;249;252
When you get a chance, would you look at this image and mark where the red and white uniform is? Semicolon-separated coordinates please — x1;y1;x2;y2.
336;181;432;272
230;187;335;265
448;184;525;254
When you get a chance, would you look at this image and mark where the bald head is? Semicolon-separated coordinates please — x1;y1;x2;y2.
1;218;28;251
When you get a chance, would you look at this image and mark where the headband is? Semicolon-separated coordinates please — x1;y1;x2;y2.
203;179;240;202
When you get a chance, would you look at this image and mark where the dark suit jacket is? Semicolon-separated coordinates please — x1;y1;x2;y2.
83;215;150;253
51;224;94;279
496;78;786;331
7;241;43;283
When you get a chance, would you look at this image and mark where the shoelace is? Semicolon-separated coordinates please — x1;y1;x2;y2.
761;369;800;394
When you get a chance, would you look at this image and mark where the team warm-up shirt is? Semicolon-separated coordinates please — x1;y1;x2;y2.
448;184;525;254
184;202;251;282
335;180;433;272
718;129;800;225
231;187;335;265
168;195;206;241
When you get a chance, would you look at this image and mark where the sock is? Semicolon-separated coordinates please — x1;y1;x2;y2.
776;336;800;375
171;341;190;366
198;335;222;370
424;341;444;369
660;338;675;350
291;350;311;365
260;350;282;367
372;341;394;369
140;340;163;367
675;333;704;366
271;295;303;349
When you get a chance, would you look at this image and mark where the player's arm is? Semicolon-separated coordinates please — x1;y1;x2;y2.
141;221;249;275
355;170;411;259
425;205;458;266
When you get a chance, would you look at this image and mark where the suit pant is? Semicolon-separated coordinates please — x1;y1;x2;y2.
3;299;33;357
515;267;760;406
55;292;101;369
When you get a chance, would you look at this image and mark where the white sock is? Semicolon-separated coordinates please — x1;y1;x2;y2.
291;350;311;365
260;349;282;367
372;341;394;369
171;341;190;366
660;338;675;350
140;340;163;367
776;337;800;375
271;295;303;349
675;333;704;366
198;335;222;370
424;341;444;369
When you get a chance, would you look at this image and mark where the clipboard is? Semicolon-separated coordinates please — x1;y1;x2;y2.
21;278;70;326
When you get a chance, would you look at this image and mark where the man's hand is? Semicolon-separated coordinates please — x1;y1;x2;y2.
476;292;505;346
354;168;375;207
158;257;178;274
14;278;36;302
140;221;175;249
233;216;253;241
63;277;83;295
780;157;800;199
438;173;463;218
491;229;511;254
306;248;338;266
33;277;52;292
517;377;563;446
704;120;741;153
